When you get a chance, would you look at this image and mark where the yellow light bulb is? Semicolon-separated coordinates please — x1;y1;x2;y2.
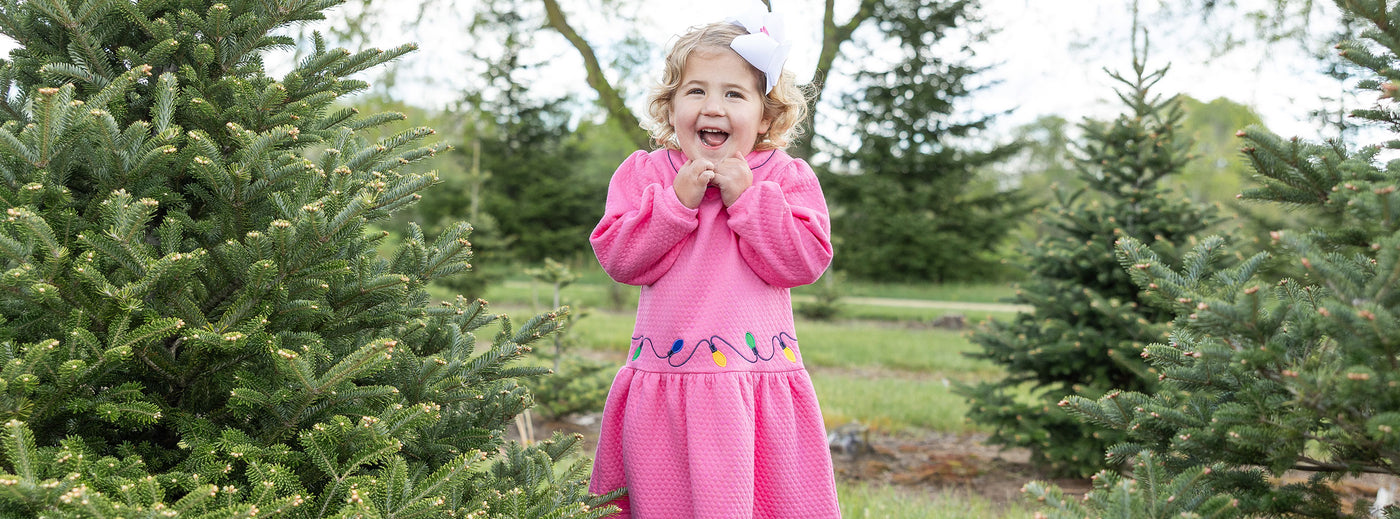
712;349;728;367
782;345;796;363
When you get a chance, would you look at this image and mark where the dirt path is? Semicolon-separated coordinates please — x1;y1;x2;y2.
829;295;1028;314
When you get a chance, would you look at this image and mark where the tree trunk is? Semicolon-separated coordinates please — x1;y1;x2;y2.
796;0;879;158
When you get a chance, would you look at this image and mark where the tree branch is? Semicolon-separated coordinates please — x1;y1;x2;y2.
540;0;650;150
796;0;878;157
1293;455;1397;476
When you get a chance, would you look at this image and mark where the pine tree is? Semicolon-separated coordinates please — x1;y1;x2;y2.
0;0;616;517
1038;1;1400;516
1024;450;1241;519
463;3;611;266
960;45;1215;477
820;0;1029;283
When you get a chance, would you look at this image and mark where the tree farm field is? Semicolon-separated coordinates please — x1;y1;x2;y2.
463;273;1057;517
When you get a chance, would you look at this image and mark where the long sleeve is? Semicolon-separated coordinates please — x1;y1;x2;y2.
590;151;700;286
724;158;833;288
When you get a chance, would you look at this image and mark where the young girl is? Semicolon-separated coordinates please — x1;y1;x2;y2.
588;7;840;518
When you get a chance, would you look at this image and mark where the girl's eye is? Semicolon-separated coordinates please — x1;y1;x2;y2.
687;88;704;95
726;91;744;99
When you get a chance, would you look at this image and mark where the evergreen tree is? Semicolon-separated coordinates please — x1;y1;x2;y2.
0;0;615;517
1024;450;1241;519
820;0;1028;283
475;103;608;265
1034;1;1400;516
960;48;1215;477
465;3;612;266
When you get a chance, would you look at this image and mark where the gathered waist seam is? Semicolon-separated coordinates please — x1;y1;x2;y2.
621;364;808;375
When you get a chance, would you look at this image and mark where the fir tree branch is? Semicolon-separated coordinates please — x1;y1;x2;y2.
1292;455;1395;475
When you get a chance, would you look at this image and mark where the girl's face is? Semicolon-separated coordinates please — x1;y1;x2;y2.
670;48;772;163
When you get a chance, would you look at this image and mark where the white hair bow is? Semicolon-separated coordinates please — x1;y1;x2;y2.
727;3;790;94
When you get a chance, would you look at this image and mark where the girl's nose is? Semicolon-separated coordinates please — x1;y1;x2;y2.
701;96;724;116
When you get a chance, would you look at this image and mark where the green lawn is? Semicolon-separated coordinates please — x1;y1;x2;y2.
814;372;979;433
838;482;1038;518
796;320;998;376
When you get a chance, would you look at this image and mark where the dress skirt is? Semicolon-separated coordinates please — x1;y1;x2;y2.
588;364;841;518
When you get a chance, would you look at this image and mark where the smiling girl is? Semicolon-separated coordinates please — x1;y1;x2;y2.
586;6;840;518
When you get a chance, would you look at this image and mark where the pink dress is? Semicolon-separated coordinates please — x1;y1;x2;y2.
588;148;840;518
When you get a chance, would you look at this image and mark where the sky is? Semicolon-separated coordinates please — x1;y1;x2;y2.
0;1;1352;142
973;1;1345;140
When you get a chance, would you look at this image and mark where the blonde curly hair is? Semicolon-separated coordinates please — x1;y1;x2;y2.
644;22;810;151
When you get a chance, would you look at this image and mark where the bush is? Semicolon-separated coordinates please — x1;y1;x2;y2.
796;271;844;321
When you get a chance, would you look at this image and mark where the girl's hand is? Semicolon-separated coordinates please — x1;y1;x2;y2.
674;159;715;209
712;154;753;207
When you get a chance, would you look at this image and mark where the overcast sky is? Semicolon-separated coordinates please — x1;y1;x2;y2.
298;0;1348;141
0;1;1352;141
974;1;1346;140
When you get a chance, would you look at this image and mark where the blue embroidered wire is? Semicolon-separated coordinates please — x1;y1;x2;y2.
632;335;700;367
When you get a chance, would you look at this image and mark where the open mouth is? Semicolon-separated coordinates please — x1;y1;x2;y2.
699;129;730;148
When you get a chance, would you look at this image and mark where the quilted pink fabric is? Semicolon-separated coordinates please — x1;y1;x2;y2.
588;149;840;518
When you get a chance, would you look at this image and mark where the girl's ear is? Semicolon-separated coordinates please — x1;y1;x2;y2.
758;115;772;136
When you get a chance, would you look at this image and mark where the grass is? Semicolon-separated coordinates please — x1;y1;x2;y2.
838;482;1038;518
557;309;635;355
814;372;980;433
478;279;639;312
797;320;1000;376
472;265;1022;316
512;307;1016;436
